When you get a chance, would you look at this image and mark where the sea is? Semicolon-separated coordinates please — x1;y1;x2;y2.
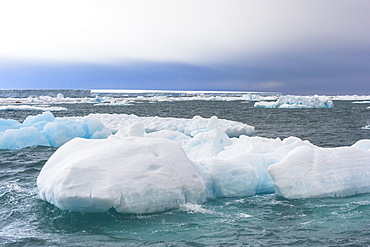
1;97;370;246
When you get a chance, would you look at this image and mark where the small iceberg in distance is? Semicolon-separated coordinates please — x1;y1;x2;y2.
254;95;334;109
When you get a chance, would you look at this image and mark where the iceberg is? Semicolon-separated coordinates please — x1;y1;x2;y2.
0;112;253;150
37;116;319;213
191;136;315;198
89;113;255;137
36;114;370;213
29;112;370;213
0;112;111;149
268;145;370;199
0;127;50;150
254;95;334;108
37;137;206;214
0;119;22;132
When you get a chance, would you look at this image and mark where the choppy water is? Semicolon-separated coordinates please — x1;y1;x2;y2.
1;100;370;246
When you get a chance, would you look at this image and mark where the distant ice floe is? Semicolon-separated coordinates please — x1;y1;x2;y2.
93;99;132;106
330;95;370;101
32;111;370;214
89;113;255;138
0;92;280;105
1;91;370;106
0;112;254;150
0;94;99;105
0;105;67;111
254;95;334;109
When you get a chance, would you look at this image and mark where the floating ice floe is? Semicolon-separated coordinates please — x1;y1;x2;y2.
89;113;255;138
94;99;132;106
0;112;111;149
0;105;67;111
254;95;334;109
37;137;206;214
0;112;253;150
36;112;370;214
330;95;370;101
269;145;370;199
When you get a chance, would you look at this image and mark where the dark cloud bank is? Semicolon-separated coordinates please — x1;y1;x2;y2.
1;48;369;95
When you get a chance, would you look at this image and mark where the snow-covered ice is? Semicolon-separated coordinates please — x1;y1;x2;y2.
352;139;370;150
268;144;370;199
89;113;255;137
330;95;370;101
254;95;334;109
37;137;206;214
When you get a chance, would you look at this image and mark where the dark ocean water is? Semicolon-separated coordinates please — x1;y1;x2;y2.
1;100;370;246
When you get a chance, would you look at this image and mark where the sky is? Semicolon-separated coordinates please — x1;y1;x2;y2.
0;0;369;95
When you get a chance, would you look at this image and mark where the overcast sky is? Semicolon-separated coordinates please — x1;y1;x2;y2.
0;0;369;95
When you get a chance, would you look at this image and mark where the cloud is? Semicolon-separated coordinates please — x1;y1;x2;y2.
1;1;370;95
0;0;369;64
1;45;370;95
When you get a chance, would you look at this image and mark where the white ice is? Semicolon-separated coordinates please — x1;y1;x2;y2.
268;143;370;199
352;139;370;150
37;137;206;214
254;95;334;109
330;95;370;101
0;105;67;111
89;113;255;138
2;91;370;106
